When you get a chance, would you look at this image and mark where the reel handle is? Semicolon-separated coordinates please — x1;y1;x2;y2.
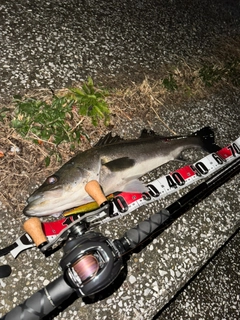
85;180;107;206
23;217;47;248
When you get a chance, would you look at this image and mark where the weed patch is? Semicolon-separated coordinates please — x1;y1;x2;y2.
199;59;240;87
11;77;110;148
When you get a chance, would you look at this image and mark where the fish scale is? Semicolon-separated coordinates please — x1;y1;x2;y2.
23;127;220;217
2;136;239;260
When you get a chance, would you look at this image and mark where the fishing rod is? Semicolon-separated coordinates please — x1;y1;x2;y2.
2;155;240;320
1;137;239;265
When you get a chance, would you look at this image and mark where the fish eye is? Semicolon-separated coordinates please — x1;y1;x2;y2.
47;175;58;184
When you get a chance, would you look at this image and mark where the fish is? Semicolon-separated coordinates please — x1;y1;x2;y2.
23;126;220;217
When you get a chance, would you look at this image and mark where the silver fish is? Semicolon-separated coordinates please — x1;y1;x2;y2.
23;127;220;217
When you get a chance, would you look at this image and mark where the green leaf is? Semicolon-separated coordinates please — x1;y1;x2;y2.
11;78;110;155
162;74;178;91
45;156;51;167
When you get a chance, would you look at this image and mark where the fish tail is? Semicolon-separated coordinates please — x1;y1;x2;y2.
192;127;221;153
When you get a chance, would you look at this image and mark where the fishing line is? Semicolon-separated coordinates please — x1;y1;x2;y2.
2;150;240;320
117;156;240;255
72;254;100;284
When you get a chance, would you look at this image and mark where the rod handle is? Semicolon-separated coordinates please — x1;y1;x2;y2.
23;217;47;248
85;180;107;206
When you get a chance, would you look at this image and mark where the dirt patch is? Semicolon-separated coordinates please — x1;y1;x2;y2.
0;37;239;217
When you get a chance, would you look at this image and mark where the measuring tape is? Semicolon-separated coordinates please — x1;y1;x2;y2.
42;137;240;241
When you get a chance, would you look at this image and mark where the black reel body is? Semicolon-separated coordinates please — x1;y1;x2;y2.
60;231;123;297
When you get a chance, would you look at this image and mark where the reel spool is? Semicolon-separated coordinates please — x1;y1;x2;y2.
60;231;123;296
69;254;100;287
73;254;99;283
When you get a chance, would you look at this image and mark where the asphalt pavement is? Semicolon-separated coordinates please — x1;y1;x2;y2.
0;1;240;319
1;0;240;101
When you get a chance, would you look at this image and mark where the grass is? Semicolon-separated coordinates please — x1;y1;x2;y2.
0;36;239;214
12;77;110;146
9;77;110;165
2;54;239;166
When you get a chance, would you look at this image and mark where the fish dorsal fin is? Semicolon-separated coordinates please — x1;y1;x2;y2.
94;132;124;147
95;129;159;147
140;128;158;138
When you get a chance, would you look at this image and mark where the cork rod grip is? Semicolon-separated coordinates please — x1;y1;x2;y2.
85;180;107;206
23;217;47;247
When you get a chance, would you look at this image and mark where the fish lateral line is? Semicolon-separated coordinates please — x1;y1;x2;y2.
62;137;240;217
1;137;239;260
22;127;223;217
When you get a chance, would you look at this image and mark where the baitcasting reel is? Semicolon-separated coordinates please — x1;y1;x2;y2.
59;231;123;297
23;201;124;298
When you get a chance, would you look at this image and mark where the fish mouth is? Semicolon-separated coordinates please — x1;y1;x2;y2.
26;193;43;204
23;193;63;217
23;190;88;217
23;187;68;217
23;202;63;217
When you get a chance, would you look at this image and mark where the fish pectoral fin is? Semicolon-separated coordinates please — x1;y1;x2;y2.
122;179;148;193
101;157;135;172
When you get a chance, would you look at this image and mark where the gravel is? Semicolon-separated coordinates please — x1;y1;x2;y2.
0;0;240;319
1;92;239;319
1;0;240;101
155;230;240;320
